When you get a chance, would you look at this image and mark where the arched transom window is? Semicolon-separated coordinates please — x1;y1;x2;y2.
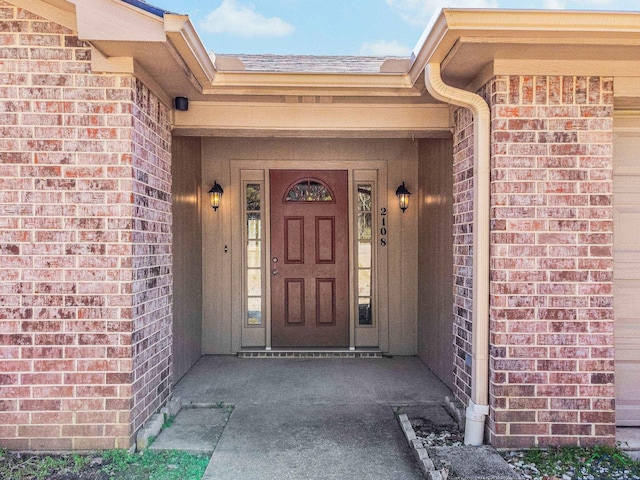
284;178;335;203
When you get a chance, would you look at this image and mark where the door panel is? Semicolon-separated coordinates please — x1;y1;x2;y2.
270;170;349;347
316;279;336;325
285;217;304;263
285;279;304;325
316;217;335;263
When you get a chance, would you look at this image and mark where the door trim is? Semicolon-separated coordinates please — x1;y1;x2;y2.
230;160;389;353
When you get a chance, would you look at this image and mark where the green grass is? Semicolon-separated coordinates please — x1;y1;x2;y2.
521;445;640;479
101;449;209;480
0;448;210;480
0;450;91;480
213;401;234;413
162;414;176;430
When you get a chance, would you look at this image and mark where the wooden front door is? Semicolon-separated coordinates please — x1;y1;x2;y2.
270;170;349;347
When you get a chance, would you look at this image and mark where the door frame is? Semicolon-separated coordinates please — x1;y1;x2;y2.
229;160;389;352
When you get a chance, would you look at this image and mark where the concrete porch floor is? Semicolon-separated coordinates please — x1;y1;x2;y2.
173;355;453;407
171;355;454;480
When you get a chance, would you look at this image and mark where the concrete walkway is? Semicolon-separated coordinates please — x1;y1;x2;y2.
172;355;453;480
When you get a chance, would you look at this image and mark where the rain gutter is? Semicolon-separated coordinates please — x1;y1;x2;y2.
424;62;491;446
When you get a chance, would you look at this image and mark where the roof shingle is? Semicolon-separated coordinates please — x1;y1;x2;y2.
215;54;409;73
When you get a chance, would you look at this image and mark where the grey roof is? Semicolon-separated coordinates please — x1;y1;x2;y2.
120;0;172;17
216;54;409;73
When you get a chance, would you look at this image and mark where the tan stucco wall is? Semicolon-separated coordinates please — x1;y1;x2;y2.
171;137;203;381
417;138;455;389
200;137;419;355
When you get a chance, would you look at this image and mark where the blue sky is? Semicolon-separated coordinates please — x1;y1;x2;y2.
148;0;640;56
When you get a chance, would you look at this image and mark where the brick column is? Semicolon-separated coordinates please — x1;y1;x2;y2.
484;75;615;448
452;107;475;407
0;2;172;450
129;78;173;434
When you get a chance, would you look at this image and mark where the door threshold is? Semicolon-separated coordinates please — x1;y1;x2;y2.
237;348;383;359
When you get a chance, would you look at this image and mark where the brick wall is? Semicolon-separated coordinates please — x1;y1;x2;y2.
130;79;172;433
485;75;615;448
0;2;172;450
452;107;475;407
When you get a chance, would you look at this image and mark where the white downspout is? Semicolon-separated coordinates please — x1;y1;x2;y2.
424;63;491;446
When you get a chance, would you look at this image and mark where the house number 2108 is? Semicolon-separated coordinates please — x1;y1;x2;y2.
380;207;387;246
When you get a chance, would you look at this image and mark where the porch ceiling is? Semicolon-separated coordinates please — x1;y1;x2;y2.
171;101;452;138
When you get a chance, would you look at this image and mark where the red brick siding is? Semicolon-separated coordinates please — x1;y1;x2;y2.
485;75;614;448
0;2;172;450
452;107;474;407
130;78;172;433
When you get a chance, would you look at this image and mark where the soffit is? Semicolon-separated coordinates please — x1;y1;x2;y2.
413;9;640;91
440;38;640;89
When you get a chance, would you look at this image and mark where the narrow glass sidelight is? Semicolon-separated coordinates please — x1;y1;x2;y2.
246;184;263;326
357;184;373;325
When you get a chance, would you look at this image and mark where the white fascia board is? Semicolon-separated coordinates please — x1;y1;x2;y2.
164;14;217;85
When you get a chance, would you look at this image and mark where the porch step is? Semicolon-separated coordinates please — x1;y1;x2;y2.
237;349;383;359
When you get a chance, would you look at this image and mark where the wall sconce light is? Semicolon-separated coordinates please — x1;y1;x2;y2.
208;182;224;211
395;182;411;213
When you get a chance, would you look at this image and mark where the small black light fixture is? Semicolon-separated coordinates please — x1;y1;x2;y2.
174;96;189;111
208;181;224;211
395;182;411;213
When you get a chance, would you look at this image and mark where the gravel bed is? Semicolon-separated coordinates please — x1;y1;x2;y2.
502;449;640;480
409;418;640;480
410;417;465;448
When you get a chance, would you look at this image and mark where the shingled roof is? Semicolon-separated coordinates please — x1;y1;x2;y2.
120;0;171;17
215;54;410;73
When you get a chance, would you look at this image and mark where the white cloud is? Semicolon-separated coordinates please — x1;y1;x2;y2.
385;0;498;27
571;0;615;5
200;0;295;38
567;0;640;8
360;40;411;56
544;0;566;8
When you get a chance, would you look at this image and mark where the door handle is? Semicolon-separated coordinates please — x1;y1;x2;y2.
271;269;279;276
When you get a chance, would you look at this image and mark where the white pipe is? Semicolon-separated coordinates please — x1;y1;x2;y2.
424;63;491;446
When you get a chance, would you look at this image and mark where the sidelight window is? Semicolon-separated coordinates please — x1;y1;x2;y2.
357;184;373;325
246;183;263;326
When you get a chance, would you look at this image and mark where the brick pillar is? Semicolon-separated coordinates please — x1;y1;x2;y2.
129;78;173;434
485;75;615;448
0;2;172;450
452;107;475;407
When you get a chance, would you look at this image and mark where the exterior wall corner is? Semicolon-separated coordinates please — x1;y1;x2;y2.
483;74;615;448
0;3;172;450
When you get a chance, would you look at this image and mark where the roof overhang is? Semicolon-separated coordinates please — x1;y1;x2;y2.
410;9;640;108
10;0;640;135
16;2;640;103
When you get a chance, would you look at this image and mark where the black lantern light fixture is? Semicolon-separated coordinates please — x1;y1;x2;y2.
395;182;411;213
208;181;224;211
